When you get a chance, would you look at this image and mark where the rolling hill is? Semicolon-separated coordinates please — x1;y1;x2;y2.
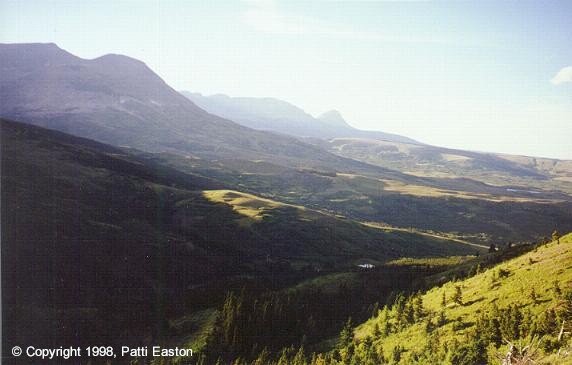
1;118;478;352
3;43;571;248
3;42;572;365
326;137;572;196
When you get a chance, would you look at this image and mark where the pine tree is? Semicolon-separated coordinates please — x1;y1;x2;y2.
292;346;307;365
391;345;403;364
529;287;538;303
252;347;270;365
393;294;406;327
277;347;291;365
404;300;415;325
448;332;486;365
437;310;447;326
452;285;463;306
378;307;391;337
553;280;562;297
339;317;354;349
413;295;425;322
537;309;558;336
552;230;560;244
373;323;381;338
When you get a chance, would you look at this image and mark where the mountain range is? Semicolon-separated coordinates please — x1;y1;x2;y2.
0;43;368;171
182;91;419;144
2;42;572;246
182;91;572;195
2;42;572;363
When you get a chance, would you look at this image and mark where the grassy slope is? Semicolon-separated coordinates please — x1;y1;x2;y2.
200;189;482;266
328;138;572;196
355;233;572;363
1;118;480;349
159;152;572;246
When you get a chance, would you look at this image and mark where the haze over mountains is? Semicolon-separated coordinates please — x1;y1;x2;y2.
2;42;572;247
183;91;419;144
3;42;572;364
182;91;572;195
0;43;367;171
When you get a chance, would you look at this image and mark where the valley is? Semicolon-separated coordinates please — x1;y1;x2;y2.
1;42;571;364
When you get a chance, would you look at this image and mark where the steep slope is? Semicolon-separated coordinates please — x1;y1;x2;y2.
3;43;571;248
317;110;353;128
352;233;572;364
182;91;418;144
0;43;372;171
1;118;477;351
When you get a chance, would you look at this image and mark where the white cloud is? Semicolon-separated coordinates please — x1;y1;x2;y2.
550;66;572;85
240;0;448;43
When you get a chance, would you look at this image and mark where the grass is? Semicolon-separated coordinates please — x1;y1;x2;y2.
203;189;301;226
337;173;563;203
169;309;218;354
157;147;572;246
288;272;360;295
329;137;572;196
385;256;474;268
355;233;572;363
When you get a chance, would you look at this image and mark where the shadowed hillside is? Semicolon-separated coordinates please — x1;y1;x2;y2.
230;234;572;364
1;119;477;355
0;43;394;173
2;43;571;249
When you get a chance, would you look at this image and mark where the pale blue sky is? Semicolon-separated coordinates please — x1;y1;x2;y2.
2;0;571;158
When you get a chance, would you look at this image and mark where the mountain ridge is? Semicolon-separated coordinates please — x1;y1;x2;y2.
0;43;393;173
182;91;420;144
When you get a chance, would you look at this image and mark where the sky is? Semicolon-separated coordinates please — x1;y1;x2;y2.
1;0;572;159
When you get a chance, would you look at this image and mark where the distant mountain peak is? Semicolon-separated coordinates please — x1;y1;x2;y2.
317;110;350;128
2;42;60;49
0;42;78;68
183;92;419;144
92;53;149;70
211;93;232;99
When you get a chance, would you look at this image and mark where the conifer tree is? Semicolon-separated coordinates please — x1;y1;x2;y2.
338;317;354;349
452;285;463;306
292;346;307;365
552;230;560;244
413;295;425;321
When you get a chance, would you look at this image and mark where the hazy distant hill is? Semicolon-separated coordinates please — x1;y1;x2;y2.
3;43;571;247
182;91;418;144
326;138;572;195
181;91;572;197
0;43;376;172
